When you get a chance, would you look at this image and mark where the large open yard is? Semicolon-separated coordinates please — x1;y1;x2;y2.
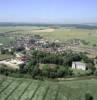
0;75;97;100
0;26;97;46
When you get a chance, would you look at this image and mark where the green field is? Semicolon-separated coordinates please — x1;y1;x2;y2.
0;54;13;61
0;26;97;46
0;75;97;100
0;36;15;45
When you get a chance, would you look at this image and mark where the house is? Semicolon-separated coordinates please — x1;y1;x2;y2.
15;52;29;62
72;62;86;70
0;43;3;46
15;53;24;58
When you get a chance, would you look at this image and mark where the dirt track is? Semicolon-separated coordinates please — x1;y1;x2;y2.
31;28;55;33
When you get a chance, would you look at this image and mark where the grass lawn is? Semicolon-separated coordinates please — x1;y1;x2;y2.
0;75;97;100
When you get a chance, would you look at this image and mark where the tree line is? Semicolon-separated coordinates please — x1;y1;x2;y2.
19;50;95;79
0;50;96;79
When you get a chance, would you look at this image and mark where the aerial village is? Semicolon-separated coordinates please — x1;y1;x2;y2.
0;34;97;72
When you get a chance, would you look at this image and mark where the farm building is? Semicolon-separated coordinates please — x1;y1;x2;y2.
72;62;86;70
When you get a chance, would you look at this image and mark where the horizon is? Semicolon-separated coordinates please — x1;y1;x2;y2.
0;0;97;24
0;21;97;25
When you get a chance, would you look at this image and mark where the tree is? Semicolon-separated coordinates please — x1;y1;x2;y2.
93;44;96;47
0;48;5;54
94;68;97;75
86;63;95;73
57;66;66;77
26;61;35;74
32;65;39;78
86;69;92;76
85;93;93;100
19;64;26;73
16;47;25;52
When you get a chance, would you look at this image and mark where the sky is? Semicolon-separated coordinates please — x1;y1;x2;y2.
0;0;97;24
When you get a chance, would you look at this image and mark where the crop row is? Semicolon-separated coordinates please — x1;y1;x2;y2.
5;81;22;100
31;83;49;100
29;83;41;100
7;80;30;100
18;81;32;100
20;81;41;100
0;80;22;100
45;84;59;100
0;79;13;94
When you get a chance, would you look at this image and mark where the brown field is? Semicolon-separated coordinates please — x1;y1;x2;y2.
31;28;55;33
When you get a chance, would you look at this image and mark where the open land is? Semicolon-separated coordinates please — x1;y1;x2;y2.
0;75;97;100
0;25;97;100
0;26;97;46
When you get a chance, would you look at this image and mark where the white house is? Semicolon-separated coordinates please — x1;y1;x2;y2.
0;43;3;46
72;62;86;70
15;53;24;58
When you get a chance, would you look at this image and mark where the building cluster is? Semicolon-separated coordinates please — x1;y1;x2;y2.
0;35;97;70
1;35;97;55
7;35;66;54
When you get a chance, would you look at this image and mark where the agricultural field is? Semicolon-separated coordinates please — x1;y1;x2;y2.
0;75;97;100
0;36;15;45
0;26;97;46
